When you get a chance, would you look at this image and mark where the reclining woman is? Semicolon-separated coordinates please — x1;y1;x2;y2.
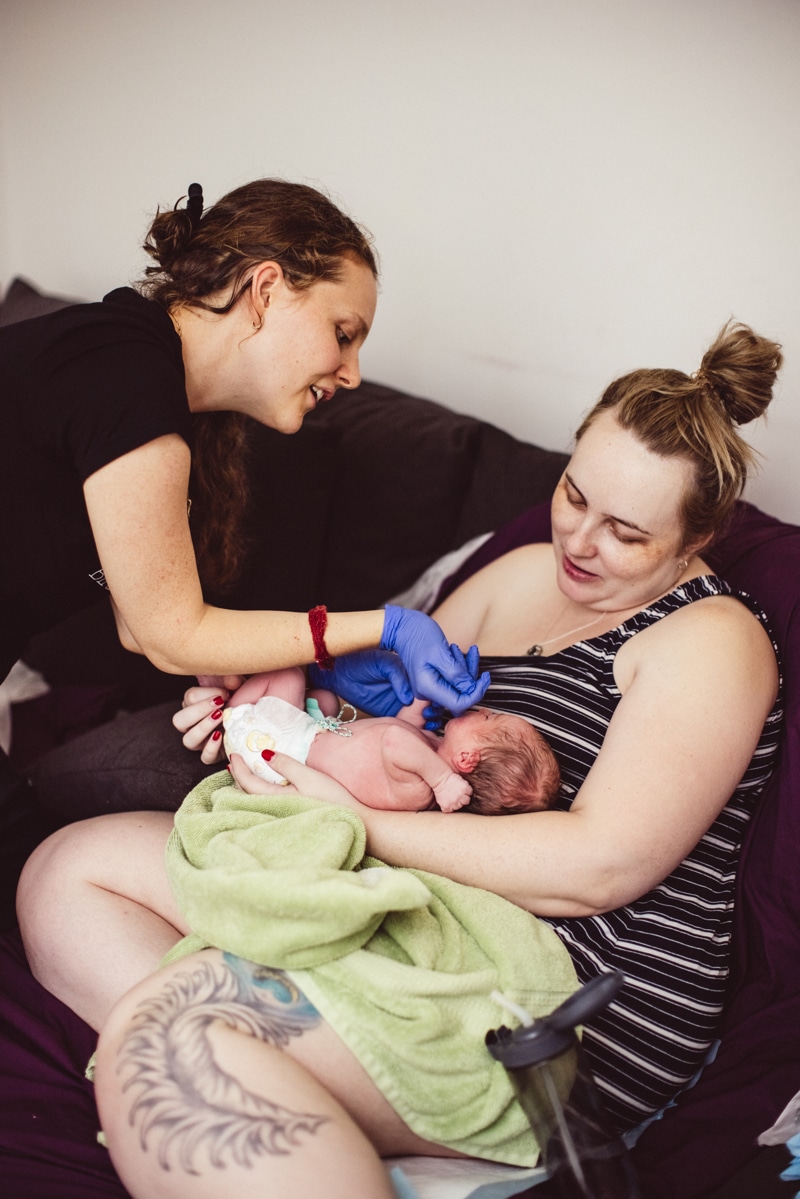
17;320;784;1199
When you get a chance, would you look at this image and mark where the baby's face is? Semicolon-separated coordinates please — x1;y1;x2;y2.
440;707;509;754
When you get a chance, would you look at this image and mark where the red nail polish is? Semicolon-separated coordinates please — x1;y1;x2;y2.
212;709;223;720
213;696;224;705
261;749;275;761
211;729;222;741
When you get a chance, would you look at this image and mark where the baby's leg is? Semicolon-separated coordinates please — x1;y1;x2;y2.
230;667;307;708
306;687;341;717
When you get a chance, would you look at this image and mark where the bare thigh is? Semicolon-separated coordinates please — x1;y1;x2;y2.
95;948;462;1199
17;811;186;1029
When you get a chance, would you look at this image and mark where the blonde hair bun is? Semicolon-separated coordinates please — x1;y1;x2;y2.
696;320;783;428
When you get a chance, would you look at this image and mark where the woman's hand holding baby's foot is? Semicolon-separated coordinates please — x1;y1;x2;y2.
227;753;298;795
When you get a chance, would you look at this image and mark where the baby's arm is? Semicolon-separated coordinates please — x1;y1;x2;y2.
379;725;472;813
393;698;429;729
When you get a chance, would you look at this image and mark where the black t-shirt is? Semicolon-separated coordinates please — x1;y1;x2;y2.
0;287;192;680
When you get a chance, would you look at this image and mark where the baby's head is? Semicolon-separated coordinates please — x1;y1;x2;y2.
439;708;560;816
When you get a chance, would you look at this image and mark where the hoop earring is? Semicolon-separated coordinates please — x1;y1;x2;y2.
252;297;269;330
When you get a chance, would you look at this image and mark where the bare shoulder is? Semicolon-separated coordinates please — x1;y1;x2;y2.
480;542;552;577
434;542;553;646
617;589;778;699
352;718;434;748
439;542;551;605
659;590;772;652
376;720;437;749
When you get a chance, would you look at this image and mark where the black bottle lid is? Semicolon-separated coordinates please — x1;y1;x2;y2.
486;971;625;1069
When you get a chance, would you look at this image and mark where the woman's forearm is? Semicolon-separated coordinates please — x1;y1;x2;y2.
133;605;386;678
86;437;387;678
354;805;626;918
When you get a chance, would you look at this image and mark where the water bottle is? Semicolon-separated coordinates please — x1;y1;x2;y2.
486;971;642;1198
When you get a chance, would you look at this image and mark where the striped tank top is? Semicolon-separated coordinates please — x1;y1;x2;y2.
480;575;783;1131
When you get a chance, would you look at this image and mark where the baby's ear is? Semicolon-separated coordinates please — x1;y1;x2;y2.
456;748;481;774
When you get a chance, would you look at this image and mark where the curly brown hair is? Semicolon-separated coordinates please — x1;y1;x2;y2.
576;321;783;550
139;179;378;593
462;716;561;816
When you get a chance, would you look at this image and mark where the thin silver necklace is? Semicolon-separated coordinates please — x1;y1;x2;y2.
527;557;692;657
526;607;608;656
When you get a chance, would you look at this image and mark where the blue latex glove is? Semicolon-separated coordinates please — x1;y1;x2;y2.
381;605;490;716
422;647;486;729
307;649;413;717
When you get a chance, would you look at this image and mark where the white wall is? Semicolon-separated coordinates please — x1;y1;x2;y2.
2;0;799;520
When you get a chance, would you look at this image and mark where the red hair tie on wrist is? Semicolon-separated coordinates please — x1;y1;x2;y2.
308;605;335;671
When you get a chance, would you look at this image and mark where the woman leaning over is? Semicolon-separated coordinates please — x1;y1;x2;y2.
0;180;487;915
17;321;784;1197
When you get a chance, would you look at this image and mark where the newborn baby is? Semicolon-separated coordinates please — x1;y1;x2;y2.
223;667;560;815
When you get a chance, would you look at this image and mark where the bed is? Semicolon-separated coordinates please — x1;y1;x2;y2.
2;277;800;1198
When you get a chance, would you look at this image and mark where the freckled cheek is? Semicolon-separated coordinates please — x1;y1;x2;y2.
307;322;341;364
607;541;668;584
638;542;669;564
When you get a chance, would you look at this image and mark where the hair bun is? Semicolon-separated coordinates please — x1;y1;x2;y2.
143;185;204;275
697;320;782;427
186;182;204;229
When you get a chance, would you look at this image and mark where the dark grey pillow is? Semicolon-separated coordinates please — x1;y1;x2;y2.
234;381;568;612
0;276;83;326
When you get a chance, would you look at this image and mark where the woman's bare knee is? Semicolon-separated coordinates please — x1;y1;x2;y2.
19;812;178;925
17;812;185;1030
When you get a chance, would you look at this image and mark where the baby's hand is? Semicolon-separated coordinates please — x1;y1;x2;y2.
434;773;473;813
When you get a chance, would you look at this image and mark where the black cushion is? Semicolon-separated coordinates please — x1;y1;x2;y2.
234;381;568;612
0;276;82;326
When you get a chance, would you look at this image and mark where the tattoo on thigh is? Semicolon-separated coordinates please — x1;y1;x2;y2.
116;953;326;1174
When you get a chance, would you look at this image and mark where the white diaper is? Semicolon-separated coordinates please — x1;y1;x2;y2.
222;696;322;782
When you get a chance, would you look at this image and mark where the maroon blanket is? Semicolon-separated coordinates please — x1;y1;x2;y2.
0;925;128;1197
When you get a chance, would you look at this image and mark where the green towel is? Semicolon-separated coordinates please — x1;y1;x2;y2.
164;778;431;967
163;772;579;1166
